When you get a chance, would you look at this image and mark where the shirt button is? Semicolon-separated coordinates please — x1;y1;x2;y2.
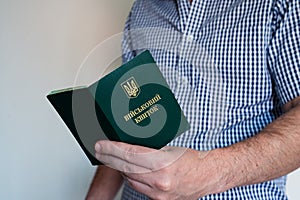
186;34;194;42
177;76;188;86
182;77;188;85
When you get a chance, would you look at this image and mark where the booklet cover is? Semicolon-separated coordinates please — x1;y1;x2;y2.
47;50;190;165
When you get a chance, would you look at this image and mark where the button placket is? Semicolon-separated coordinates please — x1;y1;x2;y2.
176;0;208;93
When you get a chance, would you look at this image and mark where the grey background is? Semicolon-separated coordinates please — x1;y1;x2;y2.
0;0;299;199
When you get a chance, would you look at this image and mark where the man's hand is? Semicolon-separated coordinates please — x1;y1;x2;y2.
95;141;227;200
94;97;300;200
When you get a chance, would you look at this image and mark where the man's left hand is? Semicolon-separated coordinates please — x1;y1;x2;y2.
95;141;226;200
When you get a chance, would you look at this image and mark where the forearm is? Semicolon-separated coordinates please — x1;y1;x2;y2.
85;165;123;200
215;102;300;192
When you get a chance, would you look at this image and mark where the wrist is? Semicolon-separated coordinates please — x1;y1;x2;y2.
215;148;236;192
211;147;245;193
199;148;236;195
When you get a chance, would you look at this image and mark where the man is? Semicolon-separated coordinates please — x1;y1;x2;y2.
86;0;300;199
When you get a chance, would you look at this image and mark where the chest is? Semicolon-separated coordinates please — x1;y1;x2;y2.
130;0;274;105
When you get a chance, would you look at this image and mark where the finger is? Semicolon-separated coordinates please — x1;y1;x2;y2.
96;141;157;168
95;152;152;173
122;173;152;188
96;141;187;171
123;171;157;188
96;140;155;154
125;176;158;200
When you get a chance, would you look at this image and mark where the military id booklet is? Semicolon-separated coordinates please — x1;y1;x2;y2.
47;50;190;165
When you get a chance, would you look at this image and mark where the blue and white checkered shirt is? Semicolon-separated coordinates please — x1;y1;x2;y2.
120;0;300;199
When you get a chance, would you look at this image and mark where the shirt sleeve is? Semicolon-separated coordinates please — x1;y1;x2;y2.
267;0;300;106
121;9;136;64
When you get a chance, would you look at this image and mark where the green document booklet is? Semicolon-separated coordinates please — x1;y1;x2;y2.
47;50;190;165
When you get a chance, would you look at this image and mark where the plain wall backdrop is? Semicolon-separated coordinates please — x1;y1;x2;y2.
0;1;299;199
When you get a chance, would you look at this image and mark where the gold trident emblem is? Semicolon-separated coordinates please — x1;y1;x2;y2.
121;77;140;98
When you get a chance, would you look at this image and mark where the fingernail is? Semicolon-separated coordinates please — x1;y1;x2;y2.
95;143;101;152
